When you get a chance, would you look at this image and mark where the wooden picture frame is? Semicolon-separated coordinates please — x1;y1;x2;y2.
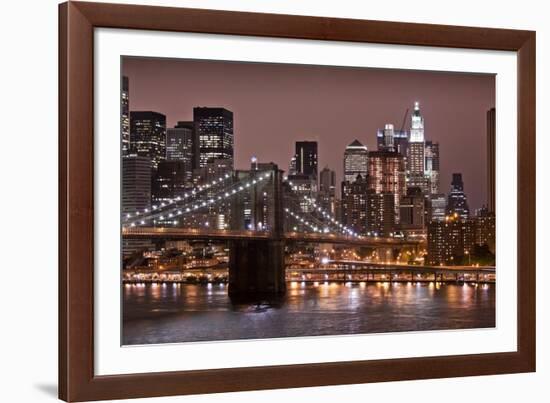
59;1;536;401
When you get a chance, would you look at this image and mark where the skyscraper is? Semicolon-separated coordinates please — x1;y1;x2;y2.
341;175;368;235
194;107;234;168
428;193;447;222
295;141;318;179
447;173;470;220
399;187;425;236
381;124;396;152
409;102;425;143
427;215;475;265
166;121;195;185
122;155;151;216
287;173;318;213
319;166;336;215
366;191;395;236
425;140;440;194
122;155;154;256
129;111;166;170
121;76;130;156
343;139;368;183
367;150;406;223
407;102;429;192
487;107;496;213
474;208;496;253
377;126;408;156
152;160;188;206
288;155;297;176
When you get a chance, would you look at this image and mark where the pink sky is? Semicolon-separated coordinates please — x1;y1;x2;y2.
123;57;494;210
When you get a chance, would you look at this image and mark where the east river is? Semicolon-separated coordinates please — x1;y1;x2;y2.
122;280;495;345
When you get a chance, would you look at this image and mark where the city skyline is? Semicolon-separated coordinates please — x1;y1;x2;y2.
120;57;496;345
123;57;495;211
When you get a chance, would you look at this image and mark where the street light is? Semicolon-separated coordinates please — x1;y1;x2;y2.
465;250;471;265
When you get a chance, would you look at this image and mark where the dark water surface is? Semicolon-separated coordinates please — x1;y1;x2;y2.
122;282;495;345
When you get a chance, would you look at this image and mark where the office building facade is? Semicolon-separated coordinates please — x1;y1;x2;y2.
295;141;318;180
343;139;368;183
194;107;234;168
129;111;166;170
447;173;470;220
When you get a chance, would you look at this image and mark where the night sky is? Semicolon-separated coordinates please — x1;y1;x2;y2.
122;57;495;211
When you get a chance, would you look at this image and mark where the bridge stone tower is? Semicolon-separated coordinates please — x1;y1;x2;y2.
228;165;286;301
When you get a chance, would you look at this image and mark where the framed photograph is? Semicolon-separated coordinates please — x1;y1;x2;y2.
59;1;536;401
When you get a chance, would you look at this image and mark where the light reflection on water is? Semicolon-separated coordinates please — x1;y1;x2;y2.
122;282;495;345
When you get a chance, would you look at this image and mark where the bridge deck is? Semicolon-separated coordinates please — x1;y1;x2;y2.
122;227;423;247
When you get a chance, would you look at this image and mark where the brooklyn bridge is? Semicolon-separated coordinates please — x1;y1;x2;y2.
122;164;425;298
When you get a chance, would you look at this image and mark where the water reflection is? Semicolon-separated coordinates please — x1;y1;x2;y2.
123;282;495;345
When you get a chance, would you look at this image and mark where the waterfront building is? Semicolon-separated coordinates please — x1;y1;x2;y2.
129;111;166;170
474;208;496;253
427;214;475;265
343;139;368;183
194;107;234;168
447;173;470;220
121;76;130;156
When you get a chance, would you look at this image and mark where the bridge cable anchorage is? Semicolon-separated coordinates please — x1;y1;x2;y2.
123;172;272;228
123;172;236;222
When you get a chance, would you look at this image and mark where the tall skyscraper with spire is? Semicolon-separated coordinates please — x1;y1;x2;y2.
407;102;429;193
